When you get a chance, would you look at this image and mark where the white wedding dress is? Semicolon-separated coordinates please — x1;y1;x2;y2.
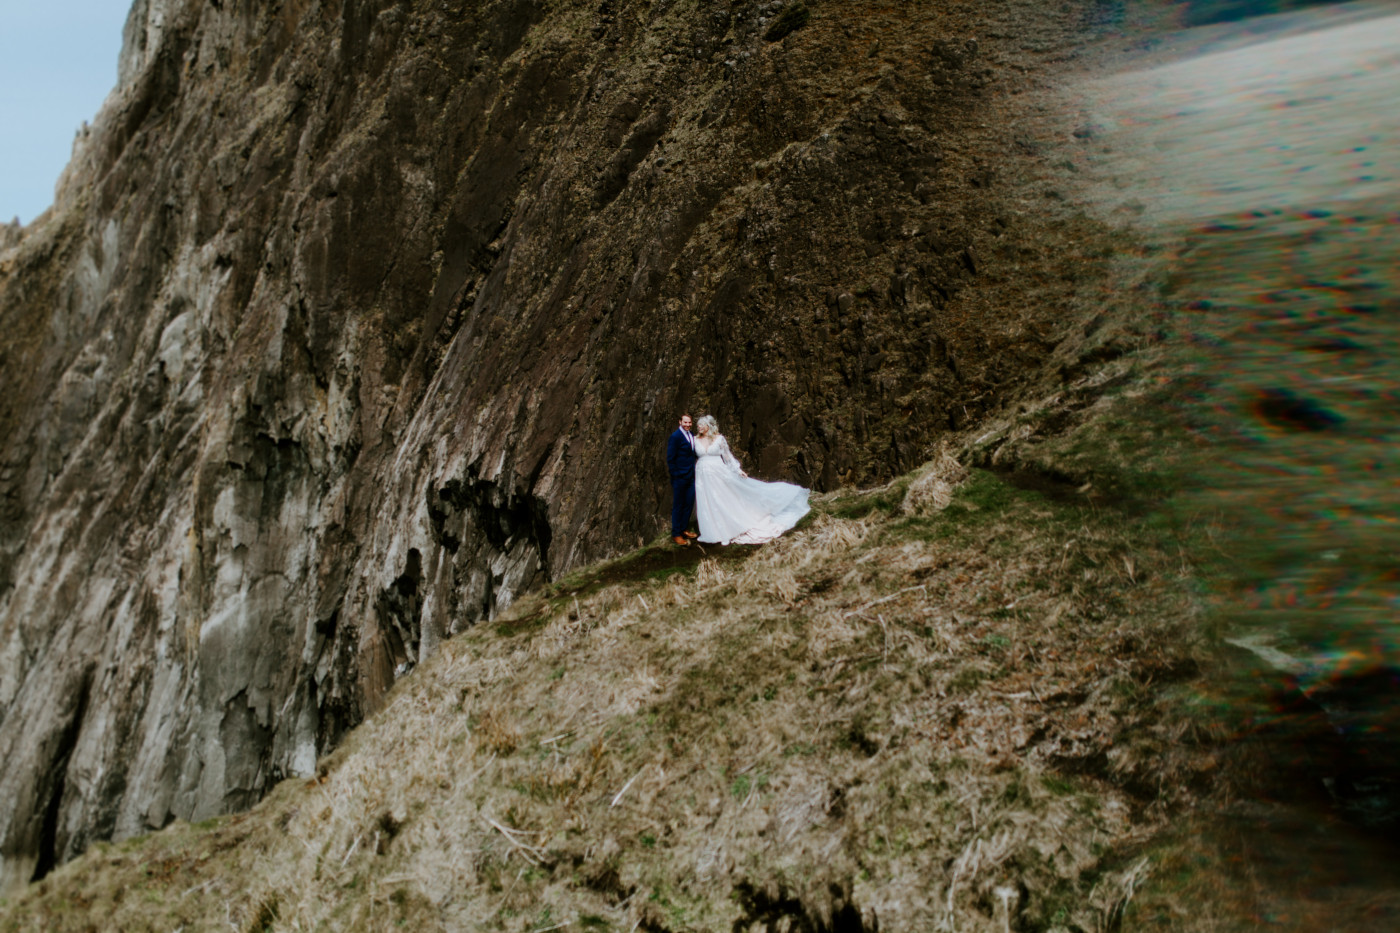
694;435;810;545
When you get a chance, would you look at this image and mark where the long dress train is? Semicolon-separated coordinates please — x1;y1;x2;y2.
694;435;810;545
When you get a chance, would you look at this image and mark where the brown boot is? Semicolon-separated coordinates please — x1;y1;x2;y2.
672;536;691;546
683;531;698;539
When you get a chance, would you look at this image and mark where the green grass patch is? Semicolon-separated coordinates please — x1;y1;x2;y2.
947;667;992;694
826;479;910;519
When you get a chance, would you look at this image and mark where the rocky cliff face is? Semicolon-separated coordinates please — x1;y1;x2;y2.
0;0;1091;890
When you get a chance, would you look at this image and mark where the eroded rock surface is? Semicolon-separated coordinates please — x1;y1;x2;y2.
0;0;1098;889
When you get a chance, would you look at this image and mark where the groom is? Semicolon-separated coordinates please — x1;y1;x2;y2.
666;413;700;546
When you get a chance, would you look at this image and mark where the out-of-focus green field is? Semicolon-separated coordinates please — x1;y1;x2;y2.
1168;196;1400;671
1083;9;1400;926
1080;0;1400;709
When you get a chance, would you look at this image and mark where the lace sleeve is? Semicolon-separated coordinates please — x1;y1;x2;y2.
717;436;746;476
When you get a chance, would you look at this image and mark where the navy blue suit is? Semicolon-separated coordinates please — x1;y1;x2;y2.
667;428;698;536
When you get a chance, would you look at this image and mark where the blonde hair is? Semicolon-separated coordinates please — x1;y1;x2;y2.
696;414;719;436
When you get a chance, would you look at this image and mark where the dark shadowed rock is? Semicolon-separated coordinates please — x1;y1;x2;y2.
1254;387;1345;431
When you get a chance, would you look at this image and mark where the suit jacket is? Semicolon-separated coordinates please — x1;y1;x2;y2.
667;428;698;479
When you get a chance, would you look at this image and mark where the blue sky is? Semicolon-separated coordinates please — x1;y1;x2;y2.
0;1;130;225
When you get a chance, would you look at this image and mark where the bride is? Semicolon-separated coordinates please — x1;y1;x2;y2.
693;415;810;545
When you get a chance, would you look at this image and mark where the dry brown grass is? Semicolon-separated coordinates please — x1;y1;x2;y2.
475;707;523;756
1;443;1212;932
901;443;970;516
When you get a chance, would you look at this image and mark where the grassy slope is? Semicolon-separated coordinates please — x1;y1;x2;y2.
0;386;1214;931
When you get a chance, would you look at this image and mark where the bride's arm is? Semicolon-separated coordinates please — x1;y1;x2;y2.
718;436;746;476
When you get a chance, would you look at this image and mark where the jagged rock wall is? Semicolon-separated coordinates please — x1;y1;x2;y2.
0;0;1080;891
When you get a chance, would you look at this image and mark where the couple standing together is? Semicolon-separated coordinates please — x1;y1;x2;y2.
666;413;810;546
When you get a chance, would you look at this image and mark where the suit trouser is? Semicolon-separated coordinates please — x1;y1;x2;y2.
670;474;695;535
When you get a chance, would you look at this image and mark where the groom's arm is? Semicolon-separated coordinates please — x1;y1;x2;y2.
665;432;679;474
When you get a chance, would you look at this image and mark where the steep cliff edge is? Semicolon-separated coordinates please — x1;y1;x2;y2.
0;0;1122;890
